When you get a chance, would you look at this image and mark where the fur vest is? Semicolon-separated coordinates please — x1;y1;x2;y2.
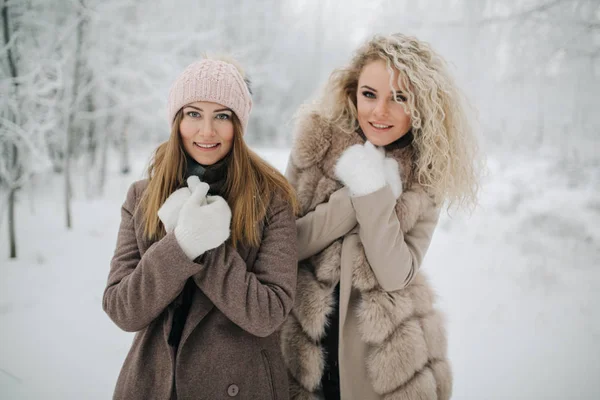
281;112;452;399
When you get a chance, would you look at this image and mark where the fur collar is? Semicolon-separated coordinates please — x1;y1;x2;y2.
291;111;416;188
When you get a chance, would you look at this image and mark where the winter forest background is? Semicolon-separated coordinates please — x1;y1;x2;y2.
1;0;599;399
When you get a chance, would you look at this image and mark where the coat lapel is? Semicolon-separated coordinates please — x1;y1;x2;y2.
178;242;255;350
178;289;215;349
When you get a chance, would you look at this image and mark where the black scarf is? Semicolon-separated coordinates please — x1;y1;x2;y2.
183;152;230;196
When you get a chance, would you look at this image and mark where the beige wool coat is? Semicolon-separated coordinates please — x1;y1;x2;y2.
104;179;297;400
280;112;452;400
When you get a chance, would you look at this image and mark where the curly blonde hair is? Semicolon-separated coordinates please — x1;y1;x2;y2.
312;33;482;211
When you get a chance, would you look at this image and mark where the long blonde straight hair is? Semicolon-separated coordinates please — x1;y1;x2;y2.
139;110;298;247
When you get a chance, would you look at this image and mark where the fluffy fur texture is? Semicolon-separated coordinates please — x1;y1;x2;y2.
174;182;231;260
281;112;451;399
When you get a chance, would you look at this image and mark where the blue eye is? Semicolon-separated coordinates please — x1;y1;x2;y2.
187;111;201;118
216;113;231;120
362;91;376;99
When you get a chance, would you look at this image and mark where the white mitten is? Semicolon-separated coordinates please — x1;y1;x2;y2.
335;141;386;196
174;184;232;261
383;158;403;199
158;176;204;233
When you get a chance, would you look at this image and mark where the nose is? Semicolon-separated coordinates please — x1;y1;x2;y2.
373;99;389;118
198;118;216;137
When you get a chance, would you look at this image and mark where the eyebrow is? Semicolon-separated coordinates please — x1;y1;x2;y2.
361;85;378;92
360;85;405;95
183;105;232;113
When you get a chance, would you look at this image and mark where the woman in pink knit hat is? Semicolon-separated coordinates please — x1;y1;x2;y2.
104;56;298;399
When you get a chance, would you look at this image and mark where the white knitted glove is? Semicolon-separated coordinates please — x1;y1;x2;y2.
383;158;403;199
174;183;232;261
158;176;204;233
335;141;386;196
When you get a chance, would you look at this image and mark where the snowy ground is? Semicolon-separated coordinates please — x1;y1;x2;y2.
1;147;599;400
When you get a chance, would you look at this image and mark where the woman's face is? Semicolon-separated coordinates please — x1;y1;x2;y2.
356;59;412;146
179;101;234;166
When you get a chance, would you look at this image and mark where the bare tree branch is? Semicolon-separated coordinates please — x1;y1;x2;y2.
2;0;18;83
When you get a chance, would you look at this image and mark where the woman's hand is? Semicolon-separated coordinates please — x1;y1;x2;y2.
158;176;204;233
335;141;402;198
335;141;385;196
173;181;231;261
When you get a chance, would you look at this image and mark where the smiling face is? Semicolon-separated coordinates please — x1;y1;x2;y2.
178;101;235;166
356;59;412;146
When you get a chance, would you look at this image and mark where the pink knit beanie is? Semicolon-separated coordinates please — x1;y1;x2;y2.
167;59;253;132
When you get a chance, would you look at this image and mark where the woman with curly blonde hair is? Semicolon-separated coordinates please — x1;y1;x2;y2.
281;33;481;399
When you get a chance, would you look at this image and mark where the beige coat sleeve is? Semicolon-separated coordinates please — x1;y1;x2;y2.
352;185;440;292
103;182;203;332
285;156;357;261
295;187;357;260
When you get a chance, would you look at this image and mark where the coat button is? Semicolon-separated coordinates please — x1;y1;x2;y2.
227;384;239;397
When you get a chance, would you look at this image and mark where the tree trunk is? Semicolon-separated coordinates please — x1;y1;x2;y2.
3;0;20;258
8;187;16;258
535;79;545;147
64;3;85;229
98;116;111;196
84;90;97;198
120;115;131;175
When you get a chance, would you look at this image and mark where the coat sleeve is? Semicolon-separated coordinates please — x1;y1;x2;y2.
192;195;298;338
352;185;440;292
285;156;357;261
296;187;357;261
103;182;203;332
